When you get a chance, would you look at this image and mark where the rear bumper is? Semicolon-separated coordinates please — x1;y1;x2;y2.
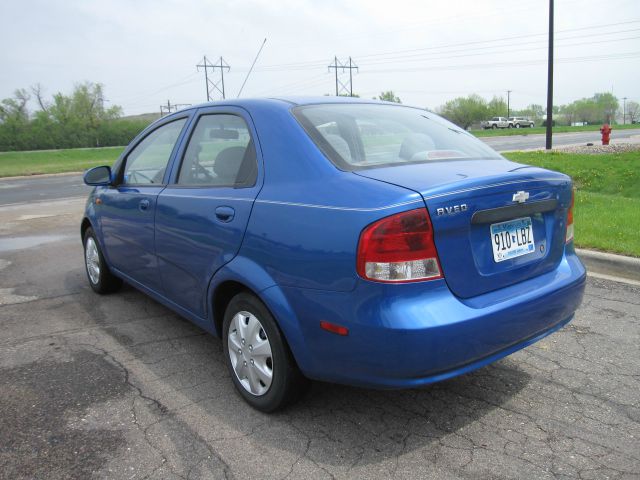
271;251;586;388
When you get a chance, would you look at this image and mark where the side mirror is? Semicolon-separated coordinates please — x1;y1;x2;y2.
83;166;112;186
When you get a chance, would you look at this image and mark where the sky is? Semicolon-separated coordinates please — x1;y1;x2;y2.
1;0;638;115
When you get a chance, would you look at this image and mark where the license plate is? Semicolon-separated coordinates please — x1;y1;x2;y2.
490;217;535;262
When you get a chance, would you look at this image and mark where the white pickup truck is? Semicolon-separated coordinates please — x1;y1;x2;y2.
481;117;512;129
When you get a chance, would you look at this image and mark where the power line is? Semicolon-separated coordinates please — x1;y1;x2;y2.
328;57;358;96
197;56;230;101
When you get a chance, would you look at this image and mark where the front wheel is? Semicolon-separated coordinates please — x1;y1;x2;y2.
83;227;122;294
492;124;498;129
223;293;307;412
515;123;521;128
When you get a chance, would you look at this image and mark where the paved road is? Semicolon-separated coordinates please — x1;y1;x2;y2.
1;128;639;207
0;198;638;479
0;174;87;206
481;127;640;152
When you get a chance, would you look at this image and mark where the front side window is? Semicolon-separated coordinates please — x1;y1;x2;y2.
294;104;501;171
123;118;187;185
177;114;257;187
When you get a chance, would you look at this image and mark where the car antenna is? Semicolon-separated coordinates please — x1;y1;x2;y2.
237;38;267;98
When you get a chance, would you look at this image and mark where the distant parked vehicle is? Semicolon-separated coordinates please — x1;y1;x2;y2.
481;117;512;129
509;117;535;128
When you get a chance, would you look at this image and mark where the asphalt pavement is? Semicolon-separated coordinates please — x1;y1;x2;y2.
0;196;639;479
480;127;640;152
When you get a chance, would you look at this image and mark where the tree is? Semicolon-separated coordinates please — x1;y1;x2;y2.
0;82;145;151
625;100;639;124
377;91;402;103
0;89;31;150
487;96;508;117
437;94;488;129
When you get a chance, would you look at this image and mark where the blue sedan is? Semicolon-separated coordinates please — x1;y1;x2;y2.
81;98;586;411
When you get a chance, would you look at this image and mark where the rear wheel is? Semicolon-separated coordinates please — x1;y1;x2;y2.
515;123;521;128
83;227;122;294
492;124;498;129
223;292;307;412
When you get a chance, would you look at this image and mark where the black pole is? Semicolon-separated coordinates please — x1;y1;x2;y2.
507;90;511;118
545;0;554;150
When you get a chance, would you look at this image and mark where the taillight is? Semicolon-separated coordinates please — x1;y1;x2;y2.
356;208;442;283
565;189;575;243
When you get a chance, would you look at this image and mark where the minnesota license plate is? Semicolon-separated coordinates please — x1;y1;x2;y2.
490;217;535;262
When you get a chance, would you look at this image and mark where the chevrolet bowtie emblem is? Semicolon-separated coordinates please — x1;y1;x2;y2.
512;191;529;203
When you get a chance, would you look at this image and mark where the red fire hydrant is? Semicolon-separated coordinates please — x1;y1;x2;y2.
600;123;612;145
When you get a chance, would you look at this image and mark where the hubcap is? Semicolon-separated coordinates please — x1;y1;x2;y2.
227;311;273;396
85;237;100;285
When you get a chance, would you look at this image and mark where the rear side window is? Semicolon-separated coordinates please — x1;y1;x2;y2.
123;118;187;185
177;114;257;187
293;104;501;171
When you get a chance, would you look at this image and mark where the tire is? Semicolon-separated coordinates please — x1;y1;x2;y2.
223;292;308;412
83;227;122;294
492;124;497;129
508;124;512;129
515;123;521;129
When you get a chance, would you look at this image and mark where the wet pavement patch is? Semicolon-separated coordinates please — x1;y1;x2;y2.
0;350;130;478
0;235;72;253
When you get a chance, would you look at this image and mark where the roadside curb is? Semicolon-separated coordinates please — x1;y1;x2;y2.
577;248;640;283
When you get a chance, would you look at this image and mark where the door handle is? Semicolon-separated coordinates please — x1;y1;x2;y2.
215;206;235;222
139;199;150;211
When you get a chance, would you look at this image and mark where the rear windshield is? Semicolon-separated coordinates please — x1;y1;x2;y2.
293;103;501;170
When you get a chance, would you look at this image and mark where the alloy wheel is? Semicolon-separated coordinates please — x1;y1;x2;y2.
85;237;101;285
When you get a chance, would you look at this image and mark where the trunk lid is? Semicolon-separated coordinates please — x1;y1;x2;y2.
355;159;573;298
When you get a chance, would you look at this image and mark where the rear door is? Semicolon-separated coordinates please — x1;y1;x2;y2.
99;116;189;291
155;107;262;318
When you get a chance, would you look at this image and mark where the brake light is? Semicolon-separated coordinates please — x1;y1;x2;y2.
357;208;442;283
565;189;575;243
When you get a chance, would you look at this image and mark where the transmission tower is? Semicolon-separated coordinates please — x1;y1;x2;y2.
160;100;191;117
197;56;230;101
328;56;358;96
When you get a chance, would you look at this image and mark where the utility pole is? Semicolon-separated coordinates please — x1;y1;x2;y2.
623;97;628;124
507;90;512;118
545;0;554;150
196;56;230;101
328;56;359;97
160;100;191;117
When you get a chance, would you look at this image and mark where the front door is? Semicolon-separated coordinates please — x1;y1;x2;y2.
99;117;188;291
155;109;262;318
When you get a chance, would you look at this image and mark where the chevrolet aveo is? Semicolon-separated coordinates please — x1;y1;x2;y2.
81;98;586;412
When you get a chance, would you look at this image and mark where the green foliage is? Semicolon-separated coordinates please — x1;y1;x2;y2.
503;150;640;256
624;100;639;124
377;91;402;103
486;96;507;117
559;92;620;125
437;94;488;129
0;82;152;151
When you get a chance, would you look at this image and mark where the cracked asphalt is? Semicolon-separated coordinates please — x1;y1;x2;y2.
0;197;638;480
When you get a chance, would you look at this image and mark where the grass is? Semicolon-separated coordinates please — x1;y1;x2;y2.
472;123;638;137
503;150;640;257
0;146;124;177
